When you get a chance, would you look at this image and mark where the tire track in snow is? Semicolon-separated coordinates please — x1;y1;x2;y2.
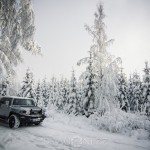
37;124;150;150
16;127;74;150
0;122;150;150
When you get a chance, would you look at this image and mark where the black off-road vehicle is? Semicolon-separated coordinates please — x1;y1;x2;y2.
0;96;46;128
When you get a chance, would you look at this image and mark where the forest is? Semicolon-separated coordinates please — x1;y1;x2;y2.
0;0;150;136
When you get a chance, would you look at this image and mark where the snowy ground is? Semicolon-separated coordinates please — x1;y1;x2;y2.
0;113;150;150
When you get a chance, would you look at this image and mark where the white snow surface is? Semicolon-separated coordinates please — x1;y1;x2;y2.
0;113;150;150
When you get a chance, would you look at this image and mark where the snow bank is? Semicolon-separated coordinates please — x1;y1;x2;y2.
130;129;150;140
45;107;96;131
89;109;150;140
45;107;150;140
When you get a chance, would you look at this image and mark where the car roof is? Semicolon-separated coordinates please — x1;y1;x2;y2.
0;96;34;100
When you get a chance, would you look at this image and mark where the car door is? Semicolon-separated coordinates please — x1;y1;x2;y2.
3;98;12;117
0;98;12;118
0;98;5;117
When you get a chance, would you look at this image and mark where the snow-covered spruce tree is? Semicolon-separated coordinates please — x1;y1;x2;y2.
67;69;79;115
47;82;53;104
0;76;10;96
54;77;71;112
127;75;133;108
127;75;134;111
54;77;65;111
117;68;129;112
18;68;36;99
81;52;96;117
131;73;142;112
63;79;71;113
141;61;150;116
78;3;121;114
0;0;41;76
48;77;65;111
76;82;84;115
60;78;70;112
35;80;43;108
41;78;49;109
49;77;57;105
84;4;114;80
52;81;60;109
45;77;60;112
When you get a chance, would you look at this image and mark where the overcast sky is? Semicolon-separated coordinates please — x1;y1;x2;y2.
17;0;150;81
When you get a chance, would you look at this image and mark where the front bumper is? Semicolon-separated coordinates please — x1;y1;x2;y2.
18;114;46;124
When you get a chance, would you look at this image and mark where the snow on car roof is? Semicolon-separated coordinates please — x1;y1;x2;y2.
0;96;34;100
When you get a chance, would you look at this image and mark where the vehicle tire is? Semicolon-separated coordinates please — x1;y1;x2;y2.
8;114;20;129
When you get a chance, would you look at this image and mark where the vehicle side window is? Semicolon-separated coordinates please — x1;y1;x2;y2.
0;98;5;105
0;98;12;106
13;99;19;105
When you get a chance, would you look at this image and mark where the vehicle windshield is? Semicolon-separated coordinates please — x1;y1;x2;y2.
13;98;35;106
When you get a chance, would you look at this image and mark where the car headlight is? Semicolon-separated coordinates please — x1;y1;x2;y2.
26;110;30;115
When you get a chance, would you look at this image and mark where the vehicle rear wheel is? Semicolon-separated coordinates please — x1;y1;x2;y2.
8;114;20;129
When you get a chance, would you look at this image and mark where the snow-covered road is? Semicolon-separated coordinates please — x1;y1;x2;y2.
0;115;150;150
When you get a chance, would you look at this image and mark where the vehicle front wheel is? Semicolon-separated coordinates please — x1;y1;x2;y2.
8;114;20;129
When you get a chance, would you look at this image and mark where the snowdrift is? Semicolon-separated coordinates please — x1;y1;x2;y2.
90;109;150;139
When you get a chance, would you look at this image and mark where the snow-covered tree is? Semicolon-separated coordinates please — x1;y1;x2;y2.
82;52;96;117
77;3;122;115
127;75;134;110
67;69;79;115
60;78;70;111
35;80;43;107
84;3;114;79
52;81;60;109
0;0;40;76
141;61;150;116
95;58;121;114
54;78;64;111
46;80;59;112
18;68;36;99
130;73;142;112
0;76;10;96
76;82;84;115
41;78;49;109
117;68;129;112
49;77;57;105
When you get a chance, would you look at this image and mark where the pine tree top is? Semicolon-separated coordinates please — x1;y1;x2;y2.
143;61;150;75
